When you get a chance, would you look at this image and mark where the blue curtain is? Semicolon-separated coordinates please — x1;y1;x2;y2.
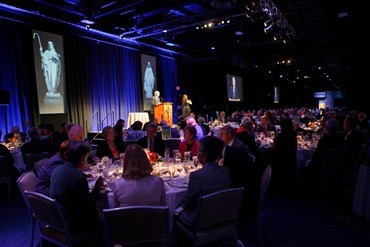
159;56;178;123
0;21;33;137
0;19;180;138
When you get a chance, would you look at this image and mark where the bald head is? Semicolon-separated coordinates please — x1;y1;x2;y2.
68;124;84;141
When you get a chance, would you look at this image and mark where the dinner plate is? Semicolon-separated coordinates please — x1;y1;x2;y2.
168;178;188;188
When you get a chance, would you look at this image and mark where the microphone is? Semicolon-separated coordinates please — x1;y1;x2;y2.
160;97;164;102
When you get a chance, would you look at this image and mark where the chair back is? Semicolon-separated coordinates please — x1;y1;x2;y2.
24;152;49;171
164;138;181;154
103;206;170;247
34;157;48;176
321;147;351;171
259;165;272;208
0;155;11;201
194;187;244;229
16;171;38;247
25;191;67;231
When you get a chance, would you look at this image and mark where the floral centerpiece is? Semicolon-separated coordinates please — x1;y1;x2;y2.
147;151;158;165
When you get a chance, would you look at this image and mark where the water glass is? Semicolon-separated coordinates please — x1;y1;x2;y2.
192;156;198;169
184;151;191;162
164;148;170;162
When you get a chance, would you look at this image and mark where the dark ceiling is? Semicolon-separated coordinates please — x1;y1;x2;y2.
0;0;358;94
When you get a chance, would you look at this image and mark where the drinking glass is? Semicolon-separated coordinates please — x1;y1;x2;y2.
192;156;198;169
176;165;183;174
184;151;191;162
175;152;182;163
164;148;170;162
173;149;179;159
97;162;104;176
168;165;176;179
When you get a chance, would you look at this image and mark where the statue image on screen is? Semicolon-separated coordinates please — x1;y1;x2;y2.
34;33;61;95
143;61;155;100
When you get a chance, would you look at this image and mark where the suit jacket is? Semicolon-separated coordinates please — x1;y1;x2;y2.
179;161;231;226
235;130;258;155
223;145;259;220
137;135;165;156
21;138;51;157
50;162;101;234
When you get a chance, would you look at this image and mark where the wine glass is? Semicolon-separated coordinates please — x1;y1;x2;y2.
168;165;176;179
176;165;183;174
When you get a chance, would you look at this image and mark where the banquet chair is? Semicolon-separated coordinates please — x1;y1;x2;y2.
174;187;244;247
16;171;38;247
258;165;272;246
33;158;48;177
320;147;351;197
164;138;181;154
0;155;11;201
23;152;49;172
24;191;101;247
103;206;170;247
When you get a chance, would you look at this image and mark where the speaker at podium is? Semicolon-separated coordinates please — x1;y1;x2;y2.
154;102;173;126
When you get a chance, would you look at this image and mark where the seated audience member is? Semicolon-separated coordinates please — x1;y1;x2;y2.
35;140;69;196
271;118;297;193
221;125;258;224
112;144;166;207
51;122;74;154
307;118;345;184
217;111;228;124
137;123;165;156
113;119;125;147
96;126;124;160
67;124;85;141
125;121;146;141
50;141;104;239
176;136;231;227
142;118;159;131
343;116;365;163
177;115;187;130
178;125;199;158
186;116;204;141
4;126;27;143
357;112;369;131
256;115;275;136
21;127;51;165
236;120;258;156
197;116;210;135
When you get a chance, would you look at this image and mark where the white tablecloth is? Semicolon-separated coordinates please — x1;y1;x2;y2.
11;150;26;172
352;164;370;221
127;112;149;129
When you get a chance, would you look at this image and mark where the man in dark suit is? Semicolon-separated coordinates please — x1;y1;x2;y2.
228;76;239;100
176;136;231;227
4;126;27;143
236;121;258;156
220;125;259;226
137;123;165;156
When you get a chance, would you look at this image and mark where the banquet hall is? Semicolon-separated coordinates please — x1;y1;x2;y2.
1;1;369;247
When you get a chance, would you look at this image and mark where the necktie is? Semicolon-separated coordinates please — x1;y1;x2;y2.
149;139;154;152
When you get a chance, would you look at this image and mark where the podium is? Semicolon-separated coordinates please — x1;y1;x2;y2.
154;102;173;126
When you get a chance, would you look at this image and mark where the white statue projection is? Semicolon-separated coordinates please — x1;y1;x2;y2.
143;61;155;99
33;31;65;114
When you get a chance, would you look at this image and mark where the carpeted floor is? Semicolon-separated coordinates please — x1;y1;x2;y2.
1;180;370;247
